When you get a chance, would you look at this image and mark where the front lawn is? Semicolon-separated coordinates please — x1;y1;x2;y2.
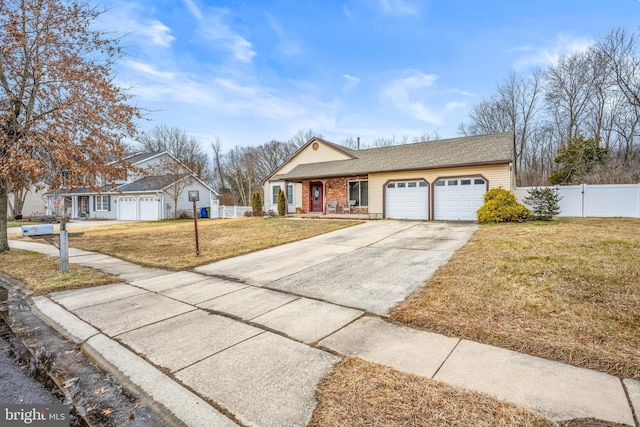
67;217;359;270
392;218;640;380
310;358;553;427
0;250;121;295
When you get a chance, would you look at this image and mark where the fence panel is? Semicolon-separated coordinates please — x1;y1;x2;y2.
516;184;640;218
584;184;640;217
217;206;252;219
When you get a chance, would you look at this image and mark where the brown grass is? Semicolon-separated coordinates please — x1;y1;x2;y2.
392;218;640;380
65;217;359;271
0;249;122;295
310;357;554;427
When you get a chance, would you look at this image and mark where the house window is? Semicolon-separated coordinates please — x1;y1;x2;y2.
272;186;280;205
287;184;293;204
348;180;368;207
95;195;109;211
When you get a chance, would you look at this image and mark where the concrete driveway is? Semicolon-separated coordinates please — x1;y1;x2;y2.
195;220;478;316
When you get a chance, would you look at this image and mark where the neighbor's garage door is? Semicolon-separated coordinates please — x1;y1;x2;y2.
434;177;486;221
118;197;137;220
385;180;429;220
139;196;160;221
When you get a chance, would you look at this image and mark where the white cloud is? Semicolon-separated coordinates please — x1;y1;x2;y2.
94;4;175;48
512;34;593;70
266;13;302;57
380;70;468;125
182;0;202;20
124;60;175;80
200;10;256;63
379;0;418;17
138;20;175;47
343;74;360;91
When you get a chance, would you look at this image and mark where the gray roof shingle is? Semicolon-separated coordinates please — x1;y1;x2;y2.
116;174;189;192
273;132;513;181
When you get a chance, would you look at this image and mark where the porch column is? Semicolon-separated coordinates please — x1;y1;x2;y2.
71;196;78;219
284;180;289;214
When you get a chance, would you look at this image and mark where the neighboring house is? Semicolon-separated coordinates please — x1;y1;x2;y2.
45;151;218;221
262;132;515;221
7;183;49;218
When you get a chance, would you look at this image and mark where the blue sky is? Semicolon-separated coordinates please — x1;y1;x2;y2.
96;0;640;151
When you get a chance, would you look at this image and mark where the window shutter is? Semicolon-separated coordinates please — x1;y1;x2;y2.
107;196;111;211
93;196;96;211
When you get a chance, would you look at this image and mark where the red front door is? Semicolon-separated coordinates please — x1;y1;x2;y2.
310;183;323;212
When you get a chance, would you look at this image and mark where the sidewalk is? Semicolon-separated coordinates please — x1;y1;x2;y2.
8;238;640;427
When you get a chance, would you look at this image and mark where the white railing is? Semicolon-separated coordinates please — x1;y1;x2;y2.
515;184;640;218
215;205;252;219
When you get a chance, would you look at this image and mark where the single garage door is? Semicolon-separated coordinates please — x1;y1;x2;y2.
118;197;137;220
139;196;160;221
385;180;429;220
434;177;486;221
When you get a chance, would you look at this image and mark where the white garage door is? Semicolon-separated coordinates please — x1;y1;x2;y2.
385;181;429;220
434;177;486;221
139;196;160;221
118;197;137;220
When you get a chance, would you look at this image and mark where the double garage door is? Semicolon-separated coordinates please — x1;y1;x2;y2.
118;196;160;221
385;177;486;221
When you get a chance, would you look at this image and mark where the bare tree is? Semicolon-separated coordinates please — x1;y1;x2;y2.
225;146;256;206
545;52;596;145
597;27;640;108
0;0;140;251
145;159;190;220
210;137;226;191
289;129;322;147
459;70;543;183
138;124;208;177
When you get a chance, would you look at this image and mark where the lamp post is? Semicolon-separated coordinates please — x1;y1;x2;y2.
188;190;200;256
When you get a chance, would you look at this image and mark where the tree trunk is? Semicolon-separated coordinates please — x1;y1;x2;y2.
0;179;10;252
13;188;26;219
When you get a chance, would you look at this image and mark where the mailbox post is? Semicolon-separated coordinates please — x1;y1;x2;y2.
188;190;200;256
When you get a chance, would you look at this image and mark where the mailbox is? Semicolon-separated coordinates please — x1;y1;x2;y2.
21;224;55;237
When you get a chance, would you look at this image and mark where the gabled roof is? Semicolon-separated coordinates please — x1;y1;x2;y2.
116;174;190;192
272;132;514;181
121;151;166;165
260;136;357;184
45;185;115;196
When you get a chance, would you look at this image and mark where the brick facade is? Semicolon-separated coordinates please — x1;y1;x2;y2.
300;176;369;214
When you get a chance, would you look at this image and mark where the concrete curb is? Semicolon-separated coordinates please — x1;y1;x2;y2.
83;334;238;427
33;296;238;427
31;296;99;343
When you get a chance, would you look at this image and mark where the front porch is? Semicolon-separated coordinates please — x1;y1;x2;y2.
287;213;372;220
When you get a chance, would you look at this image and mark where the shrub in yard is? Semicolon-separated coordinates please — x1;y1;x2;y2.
176;209;193;219
477;188;530;223
277;188;286;216
523;187;561;220
251;191;263;216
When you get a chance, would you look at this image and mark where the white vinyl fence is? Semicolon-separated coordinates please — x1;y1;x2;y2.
211;205;252;219
515;184;640;218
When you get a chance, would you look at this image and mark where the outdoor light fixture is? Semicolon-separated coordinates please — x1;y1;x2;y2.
189;190;200;256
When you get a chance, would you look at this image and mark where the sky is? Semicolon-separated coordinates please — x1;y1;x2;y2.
94;0;640;152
